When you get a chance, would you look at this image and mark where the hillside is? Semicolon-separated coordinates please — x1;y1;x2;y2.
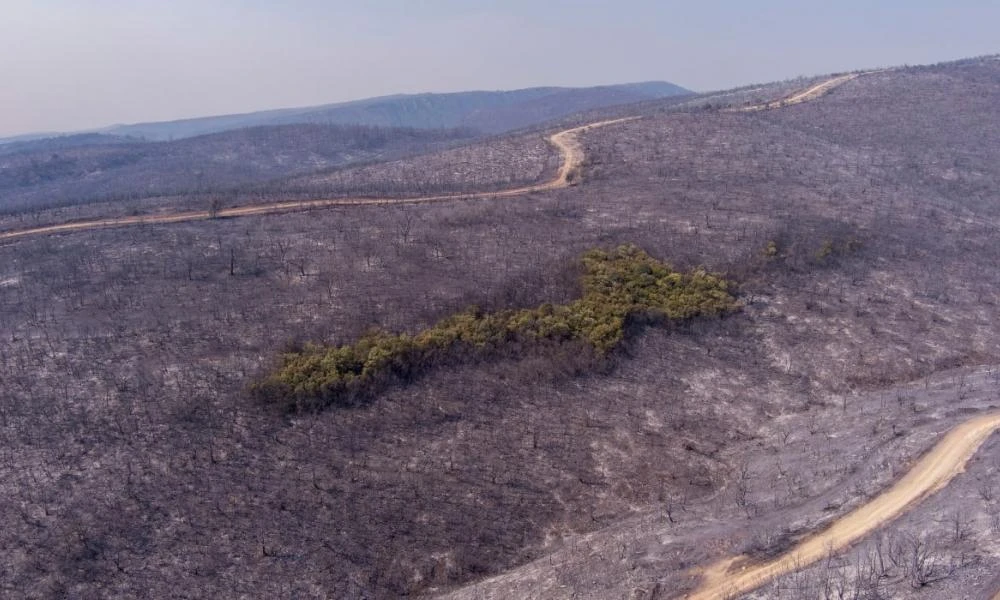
0;124;476;213
1;57;999;600
0;81;688;215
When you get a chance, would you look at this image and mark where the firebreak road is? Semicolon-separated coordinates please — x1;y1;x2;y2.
688;411;1000;599
730;73;859;112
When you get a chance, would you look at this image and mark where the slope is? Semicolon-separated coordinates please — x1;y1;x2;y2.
432;57;1000;599
0;123;476;214
0;118;632;241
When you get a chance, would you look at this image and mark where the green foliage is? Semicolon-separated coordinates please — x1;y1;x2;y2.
253;245;737;412
815;239;835;261
811;236;863;265
763;240;780;258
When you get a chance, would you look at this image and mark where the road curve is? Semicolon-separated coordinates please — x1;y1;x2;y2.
0;118;636;243
687;411;1000;600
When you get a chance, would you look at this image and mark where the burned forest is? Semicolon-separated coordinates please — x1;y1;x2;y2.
1;56;1000;599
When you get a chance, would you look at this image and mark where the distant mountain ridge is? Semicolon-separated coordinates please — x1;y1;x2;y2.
1;81;689;144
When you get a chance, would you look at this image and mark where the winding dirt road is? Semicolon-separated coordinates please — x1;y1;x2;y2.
0;118;635;243
688;411;1000;600
0;71;865;243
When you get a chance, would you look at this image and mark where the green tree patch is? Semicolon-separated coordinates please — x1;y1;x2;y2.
253;245;737;412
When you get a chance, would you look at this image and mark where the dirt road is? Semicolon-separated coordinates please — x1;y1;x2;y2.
0;118;635;243
687;411;1000;599
731;73;859;112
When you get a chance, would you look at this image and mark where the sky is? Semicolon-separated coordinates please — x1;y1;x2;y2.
0;0;997;137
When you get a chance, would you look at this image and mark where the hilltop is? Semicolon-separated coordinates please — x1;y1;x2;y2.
0;81;689;144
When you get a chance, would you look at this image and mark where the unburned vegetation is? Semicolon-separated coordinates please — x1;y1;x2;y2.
254;245;735;412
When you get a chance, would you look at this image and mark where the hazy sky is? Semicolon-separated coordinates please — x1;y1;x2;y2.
1;0;997;137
